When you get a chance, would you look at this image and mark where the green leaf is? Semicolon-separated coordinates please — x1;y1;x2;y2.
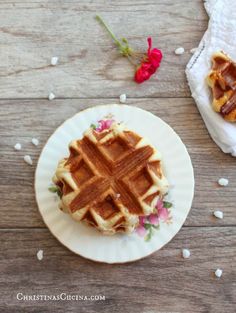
48;186;62;198
144;223;151;230
163;201;172;208
48;186;59;193
144;230;152;242
90;123;97;130
152;224;160;230
144;227;155;242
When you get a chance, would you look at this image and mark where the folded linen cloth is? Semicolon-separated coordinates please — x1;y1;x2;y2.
186;0;236;157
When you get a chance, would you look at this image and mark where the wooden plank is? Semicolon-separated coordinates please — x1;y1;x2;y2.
0;99;235;228
0;227;235;313
0;0;207;98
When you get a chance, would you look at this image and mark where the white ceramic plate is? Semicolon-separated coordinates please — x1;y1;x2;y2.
35;104;194;263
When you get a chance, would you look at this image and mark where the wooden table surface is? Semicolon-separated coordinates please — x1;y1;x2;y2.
0;1;235;313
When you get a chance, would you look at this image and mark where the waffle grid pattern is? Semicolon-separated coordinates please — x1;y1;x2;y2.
53;123;168;234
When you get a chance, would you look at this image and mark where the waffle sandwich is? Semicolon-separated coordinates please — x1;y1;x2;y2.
53;121;169;235
207;51;236;122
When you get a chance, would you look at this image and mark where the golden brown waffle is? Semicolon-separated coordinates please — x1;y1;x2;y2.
53;122;169;235
207;51;236;122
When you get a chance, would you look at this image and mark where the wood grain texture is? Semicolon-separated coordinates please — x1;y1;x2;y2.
0;99;235;228
0;227;235;313
0;1;235;312
0;0;207;98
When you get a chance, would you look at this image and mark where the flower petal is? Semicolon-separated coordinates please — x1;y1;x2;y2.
136;225;147;237
104;119;114;129
149;48;163;68
158;207;169;222
147;37;152;52
148;214;159;225
156;198;164;210
139;216;147;226
96;119;114;132
134;62;155;83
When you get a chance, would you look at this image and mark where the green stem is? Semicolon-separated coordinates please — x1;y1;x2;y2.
96;15;122;49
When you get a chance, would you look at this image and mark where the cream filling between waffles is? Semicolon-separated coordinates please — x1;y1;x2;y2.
53;122;169;235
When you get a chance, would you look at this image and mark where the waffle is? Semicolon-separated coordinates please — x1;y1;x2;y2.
53;122;169;235
207;51;236;122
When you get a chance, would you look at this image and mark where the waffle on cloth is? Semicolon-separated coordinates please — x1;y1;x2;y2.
53;122;169;235
207;51;236;122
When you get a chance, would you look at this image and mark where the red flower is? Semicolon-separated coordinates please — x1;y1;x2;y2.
96;16;163;84
134;37;162;83
135;63;155;83
147;37;162;68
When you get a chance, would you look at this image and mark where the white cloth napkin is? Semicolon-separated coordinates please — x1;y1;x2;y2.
186;0;236;157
